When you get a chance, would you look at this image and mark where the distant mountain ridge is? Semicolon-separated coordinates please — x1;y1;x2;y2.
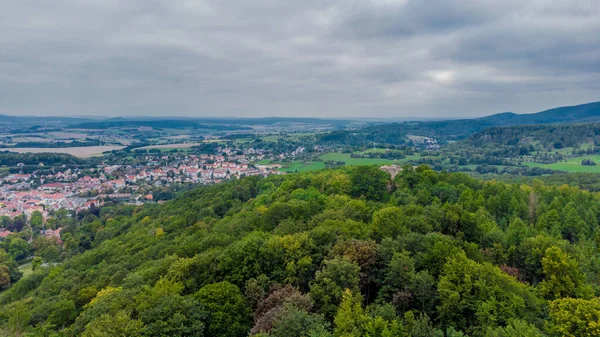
72;117;355;128
321;101;600;144
475;101;600;125
0;114;95;124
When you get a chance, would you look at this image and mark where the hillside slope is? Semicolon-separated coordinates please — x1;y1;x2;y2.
466;122;600;150
319;101;600;143
486;101;600;125
0;166;599;336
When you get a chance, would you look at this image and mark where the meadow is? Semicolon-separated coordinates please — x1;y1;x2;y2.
319;152;399;165
524;155;600;173
275;152;411;173
279;161;326;172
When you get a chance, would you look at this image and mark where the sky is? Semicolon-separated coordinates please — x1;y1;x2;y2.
1;0;599;118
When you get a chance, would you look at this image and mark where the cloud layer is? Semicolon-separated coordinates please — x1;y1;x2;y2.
1;0;599;118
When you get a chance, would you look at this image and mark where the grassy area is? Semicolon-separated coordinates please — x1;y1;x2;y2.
268;151;426;173
319;153;398;165
18;263;33;278
280;161;326;173
261;135;281;142
286;132;317;140
524;155;600;173
259;133;317;143
358;148;402;154
232;138;254;144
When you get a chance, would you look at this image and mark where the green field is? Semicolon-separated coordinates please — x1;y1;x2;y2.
270;152;425;173
319;153;399;165
18;263;33;278
357;148;403;154
261;135;281;142
259;133;317;143
524;155;600;173
280;161;326;173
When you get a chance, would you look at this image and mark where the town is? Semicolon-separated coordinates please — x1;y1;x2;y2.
0;145;284;225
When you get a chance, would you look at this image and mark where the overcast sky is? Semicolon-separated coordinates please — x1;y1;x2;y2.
1;0;599;118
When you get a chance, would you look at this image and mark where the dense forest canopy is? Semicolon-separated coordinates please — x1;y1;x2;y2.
467;123;600;150
1;165;600;336
0;152;83;166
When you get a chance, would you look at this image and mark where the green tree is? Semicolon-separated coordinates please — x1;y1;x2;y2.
29;210;44;230
47;299;77;329
195;281;251;337
484;319;543;337
31;256;43;271
349;166;389;201
270;303;329;337
379;251;415;306
404;312;436;337
0;264;11;288
561;202;587;242
310;257;361;320
136;278;207;336
438;252;539;333
409;270;437;315
372;207;408;240
82;310;145;337
538;246;593;300
7;303;31;337
334;289;366;337
8;237;31;262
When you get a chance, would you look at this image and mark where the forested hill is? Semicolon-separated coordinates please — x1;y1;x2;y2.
483;101;600;125
318;101;600;143
465;123;600;150
2;166;600;336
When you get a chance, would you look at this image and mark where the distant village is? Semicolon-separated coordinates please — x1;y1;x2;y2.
0;146;285;229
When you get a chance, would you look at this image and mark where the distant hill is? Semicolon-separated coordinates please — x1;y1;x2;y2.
72;119;253;130
476;101;600;125
466;123;600;150
71;117;356;129
318;101;600;144
0;114;94;124
1;114;356;128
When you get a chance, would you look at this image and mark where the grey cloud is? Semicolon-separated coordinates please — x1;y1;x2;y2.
0;0;598;118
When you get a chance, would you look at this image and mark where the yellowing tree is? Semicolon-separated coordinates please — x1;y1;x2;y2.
549;297;600;337
539;246;593;300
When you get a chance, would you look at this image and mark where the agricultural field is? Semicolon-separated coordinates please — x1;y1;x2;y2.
356;148;398;154
259;132;318;143
319;152;405;165
273;152;425;173
136;143;201;150
279;161;326;173
4;146;123;157
524;155;600;173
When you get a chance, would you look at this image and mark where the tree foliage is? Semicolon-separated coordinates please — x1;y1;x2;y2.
0;166;599;336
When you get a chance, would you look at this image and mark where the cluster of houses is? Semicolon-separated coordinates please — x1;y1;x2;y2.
409;136;440;150
0;148;283;221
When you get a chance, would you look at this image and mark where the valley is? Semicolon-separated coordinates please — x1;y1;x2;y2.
2;102;600;336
